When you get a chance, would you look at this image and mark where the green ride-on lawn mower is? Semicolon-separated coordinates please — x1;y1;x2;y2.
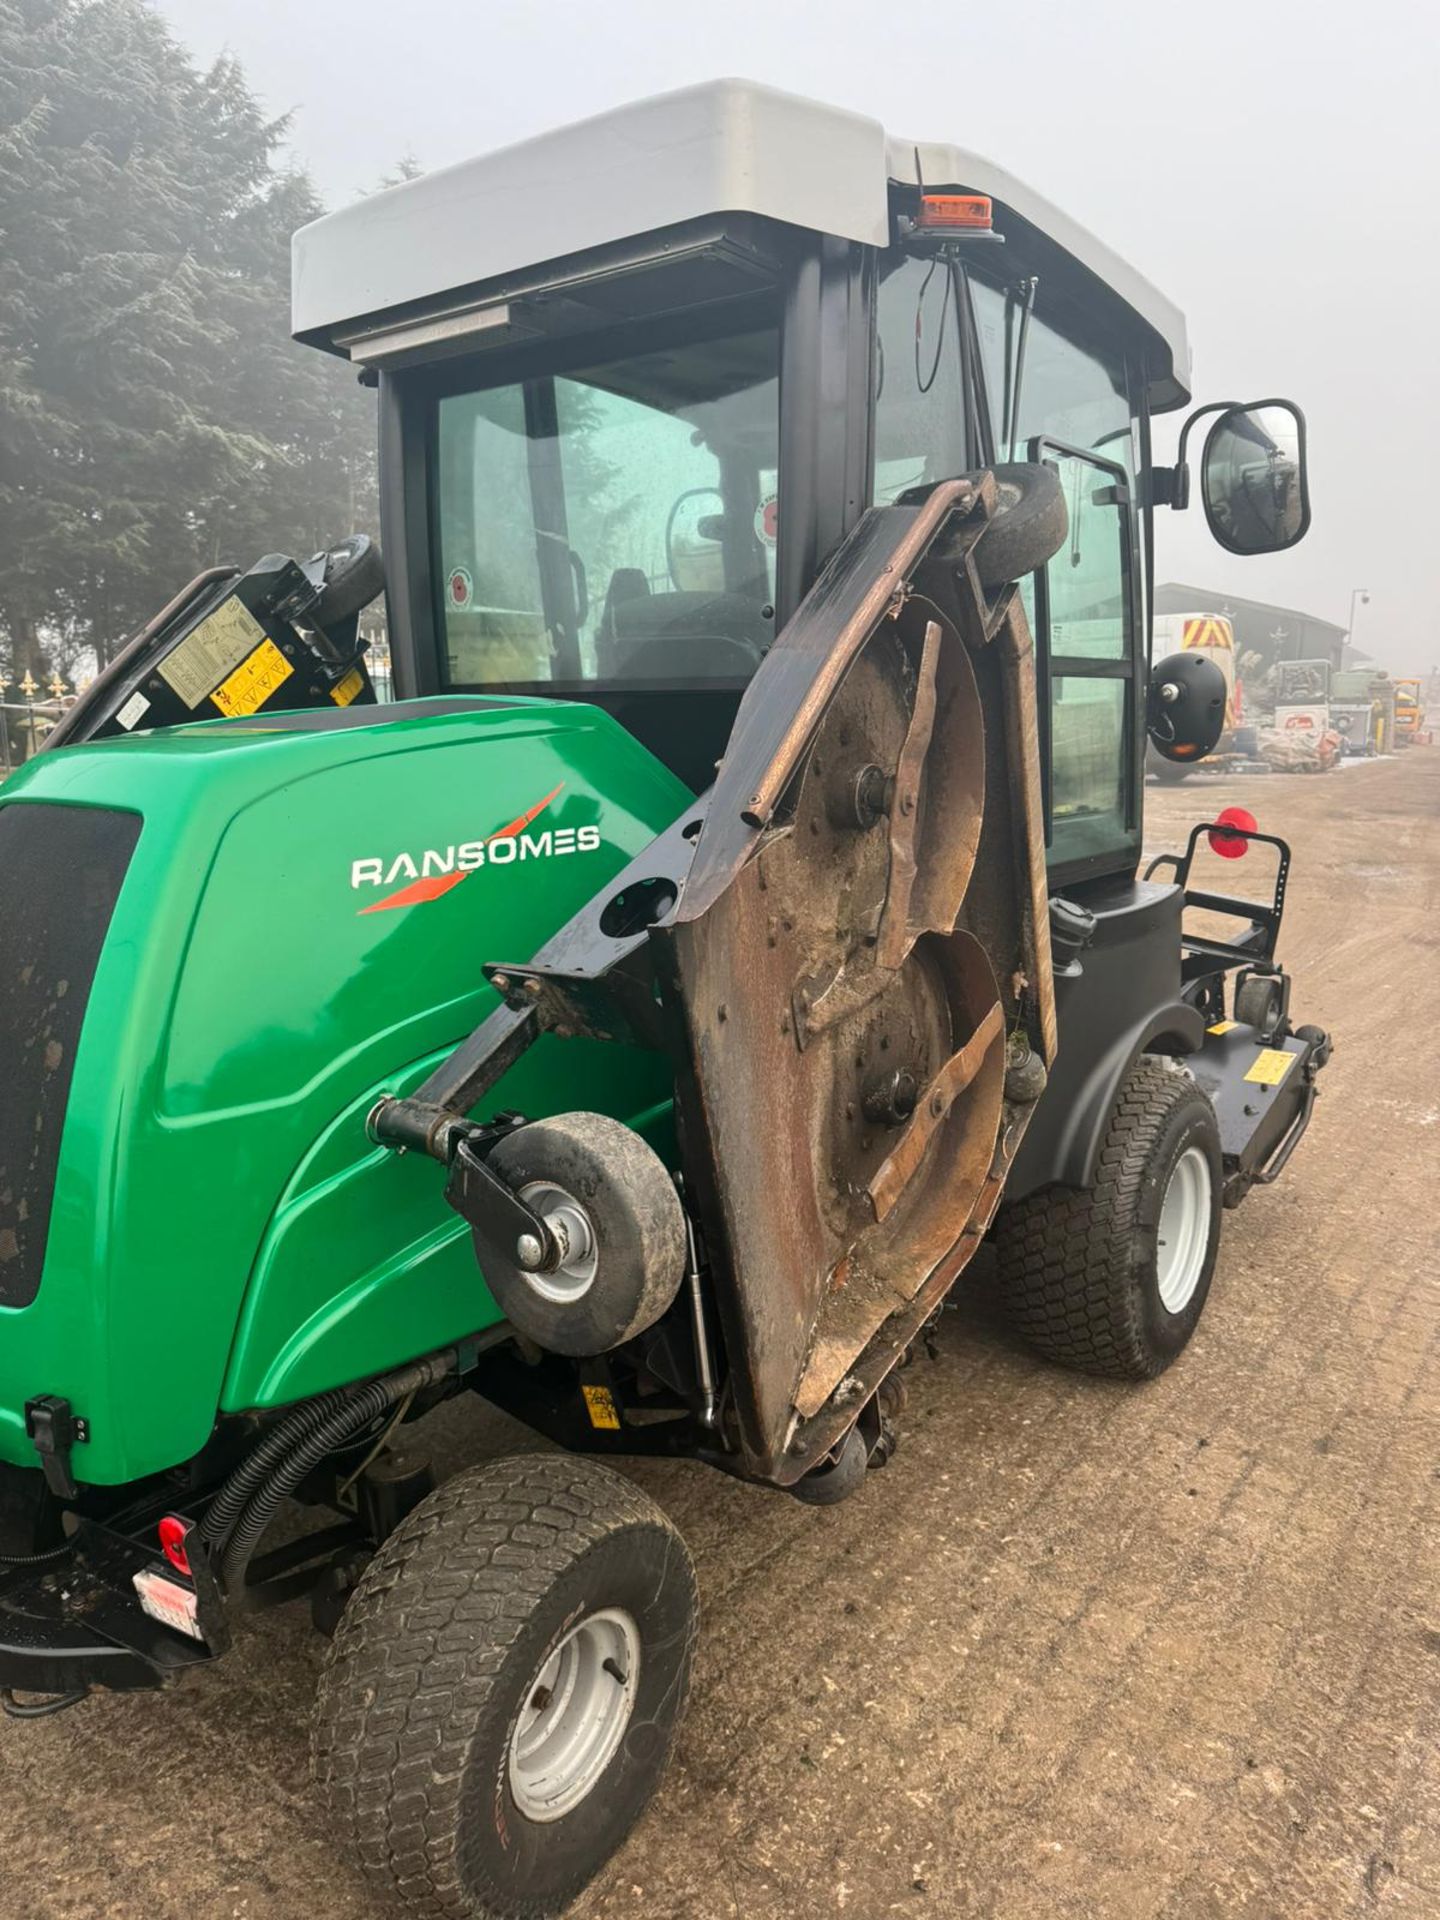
0;82;1328;1919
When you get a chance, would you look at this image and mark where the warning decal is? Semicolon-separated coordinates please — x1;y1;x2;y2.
1207;1020;1238;1035
158;595;268;708
212;638;294;718
331;666;366;707
1244;1048;1295;1086
115;691;151;732
581;1384;621;1431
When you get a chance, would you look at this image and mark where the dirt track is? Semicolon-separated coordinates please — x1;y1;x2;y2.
2;751;1436;1920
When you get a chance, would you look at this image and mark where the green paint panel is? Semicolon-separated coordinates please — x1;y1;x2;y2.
0;700;688;1483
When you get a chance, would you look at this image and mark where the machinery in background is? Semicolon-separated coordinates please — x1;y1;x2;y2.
1393;677;1426;745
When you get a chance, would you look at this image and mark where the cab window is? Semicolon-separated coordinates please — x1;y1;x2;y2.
873;254;969;503
971;279;1135;476
433;325;780;693
1032;441;1136;867
970;277;1140;872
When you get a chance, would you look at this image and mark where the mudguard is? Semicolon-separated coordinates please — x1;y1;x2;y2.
1005;878;1205;1201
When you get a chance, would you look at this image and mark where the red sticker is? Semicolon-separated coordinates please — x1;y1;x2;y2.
754;495;778;547
448;567;473;609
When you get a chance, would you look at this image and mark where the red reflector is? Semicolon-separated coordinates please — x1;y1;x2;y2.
1208;806;1256;859
158;1514;192;1577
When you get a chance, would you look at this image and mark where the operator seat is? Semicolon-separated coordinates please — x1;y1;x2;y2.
596;573;771;682
594;567;773;793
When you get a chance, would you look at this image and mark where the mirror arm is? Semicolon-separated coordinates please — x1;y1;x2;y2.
1167;399;1246;512
1141;465;1188;511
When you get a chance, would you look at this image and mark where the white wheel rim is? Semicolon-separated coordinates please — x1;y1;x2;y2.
1155;1145;1212;1313
508;1608;640;1822
516;1180;598;1305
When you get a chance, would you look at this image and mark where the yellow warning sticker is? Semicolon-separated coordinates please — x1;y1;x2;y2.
581;1384;621;1431
1208;1020;1238;1035
159;595;268;707
212;638;294;719
1244;1048;1294;1086
331;666;366;707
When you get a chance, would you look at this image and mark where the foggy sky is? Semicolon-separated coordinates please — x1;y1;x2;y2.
160;0;1440;674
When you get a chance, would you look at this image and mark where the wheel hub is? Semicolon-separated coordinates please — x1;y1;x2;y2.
1155;1145;1211;1313
508;1608;641;1822
516;1181;598;1304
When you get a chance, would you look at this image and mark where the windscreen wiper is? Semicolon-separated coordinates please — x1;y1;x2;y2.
1002;276;1039;461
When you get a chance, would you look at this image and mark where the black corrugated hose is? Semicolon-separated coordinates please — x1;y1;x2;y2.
217;1352;454;1597
199;1383;366;1549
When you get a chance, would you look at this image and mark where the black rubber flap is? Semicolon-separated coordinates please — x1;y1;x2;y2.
0;803;141;1308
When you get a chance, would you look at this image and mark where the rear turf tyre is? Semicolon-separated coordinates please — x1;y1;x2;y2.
314;1456;697;1920
993;1059;1223;1379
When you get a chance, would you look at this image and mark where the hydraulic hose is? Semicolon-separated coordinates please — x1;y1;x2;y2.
0;1545;69;1568
199;1383;364;1549
218;1353;453;1597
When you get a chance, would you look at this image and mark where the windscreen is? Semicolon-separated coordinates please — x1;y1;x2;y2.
433;324;780;694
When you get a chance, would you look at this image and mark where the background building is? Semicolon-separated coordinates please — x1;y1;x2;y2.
1155;584;1348;674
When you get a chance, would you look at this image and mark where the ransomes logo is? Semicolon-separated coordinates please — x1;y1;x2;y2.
352;784;600;914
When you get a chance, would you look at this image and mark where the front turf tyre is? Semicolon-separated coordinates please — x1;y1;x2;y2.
314;1457;698;1920
993;1059;1222;1379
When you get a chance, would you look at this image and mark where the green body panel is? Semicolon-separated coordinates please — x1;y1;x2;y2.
0;700;688;1485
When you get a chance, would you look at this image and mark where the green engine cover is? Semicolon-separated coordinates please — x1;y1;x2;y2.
0;697;690;1484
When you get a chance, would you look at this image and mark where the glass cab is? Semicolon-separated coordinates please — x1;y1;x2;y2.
381;201;1161;884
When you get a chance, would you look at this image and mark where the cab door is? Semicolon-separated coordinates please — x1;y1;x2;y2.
1029;439;1139;877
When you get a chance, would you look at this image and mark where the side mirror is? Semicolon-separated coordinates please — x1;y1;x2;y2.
1161;398;1311;557
1147;650;1227;763
1200;401;1310;555
666;486;727;591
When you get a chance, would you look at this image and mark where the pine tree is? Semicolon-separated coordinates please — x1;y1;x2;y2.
0;0;377;677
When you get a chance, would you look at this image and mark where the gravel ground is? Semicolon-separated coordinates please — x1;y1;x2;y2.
1;750;1436;1920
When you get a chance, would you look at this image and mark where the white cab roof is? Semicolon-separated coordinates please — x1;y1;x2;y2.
293;79;1190;408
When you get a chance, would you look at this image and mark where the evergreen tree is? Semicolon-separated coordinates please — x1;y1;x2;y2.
0;0;377;677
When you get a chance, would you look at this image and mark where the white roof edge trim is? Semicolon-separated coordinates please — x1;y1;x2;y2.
292;79;889;342
292;79;1189;408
